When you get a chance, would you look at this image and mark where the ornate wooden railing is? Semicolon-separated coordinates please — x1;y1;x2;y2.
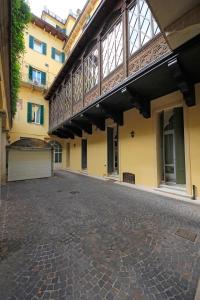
49;0;171;132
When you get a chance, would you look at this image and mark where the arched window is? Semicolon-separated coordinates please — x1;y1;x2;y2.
49;141;62;163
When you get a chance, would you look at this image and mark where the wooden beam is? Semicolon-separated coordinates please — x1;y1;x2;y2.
97;103;124;126
70;120;92;135
64;125;82;137
56;129;74;139
83;113;105;131
121;87;151;118
168;58;195;107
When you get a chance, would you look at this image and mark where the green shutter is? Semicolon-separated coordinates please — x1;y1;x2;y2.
61;52;65;63
40;105;44;125
29;66;33;81
51;47;55;59
27;102;32;123
29;35;34;49
41;72;46;85
42;42;47;55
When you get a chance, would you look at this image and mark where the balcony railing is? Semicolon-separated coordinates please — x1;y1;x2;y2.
21;73;48;90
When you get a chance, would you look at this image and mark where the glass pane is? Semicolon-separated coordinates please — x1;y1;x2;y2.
139;0;152;46
73;65;82;103
34;40;42;53
115;22;123;66
129;4;140;54
84;47;98;93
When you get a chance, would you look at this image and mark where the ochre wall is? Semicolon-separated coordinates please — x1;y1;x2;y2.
21;22;65;86
87;128;107;177
69;138;81;171
9;87;49;142
63;83;200;199
119;108;155;187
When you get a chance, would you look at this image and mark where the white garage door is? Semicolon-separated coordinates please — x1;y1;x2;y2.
8;149;52;181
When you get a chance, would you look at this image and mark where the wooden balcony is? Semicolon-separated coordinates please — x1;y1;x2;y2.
46;0;199;138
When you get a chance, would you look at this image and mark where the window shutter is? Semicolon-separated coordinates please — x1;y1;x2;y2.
27;102;32;123
41;72;46;85
61;52;65;63
43;42;47;55
29;66;33;81
51;47;55;59
29;35;34;49
40;105;44;125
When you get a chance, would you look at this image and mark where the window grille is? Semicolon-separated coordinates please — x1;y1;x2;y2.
73;65;83;103
84;47;98;93
129;0;160;55
102;19;123;78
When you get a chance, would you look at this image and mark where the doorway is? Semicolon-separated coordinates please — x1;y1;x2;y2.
107;125;119;175
160;107;186;185
81;139;87;170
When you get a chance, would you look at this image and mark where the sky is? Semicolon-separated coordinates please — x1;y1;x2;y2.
28;0;87;20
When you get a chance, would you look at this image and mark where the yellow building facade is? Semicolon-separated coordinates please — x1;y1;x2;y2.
46;0;200;200
9;10;77;172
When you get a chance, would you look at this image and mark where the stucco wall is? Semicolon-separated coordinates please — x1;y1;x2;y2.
63;83;200;199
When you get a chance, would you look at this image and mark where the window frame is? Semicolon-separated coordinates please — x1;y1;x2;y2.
84;45;99;94
33;38;43;54
128;0;160;57
31;104;41;125
32;69;42;84
49;141;62;163
101;16;123;79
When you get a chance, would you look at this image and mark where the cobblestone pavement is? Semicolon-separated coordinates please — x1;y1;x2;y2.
0;171;200;300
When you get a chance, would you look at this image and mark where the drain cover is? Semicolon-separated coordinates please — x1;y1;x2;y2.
175;228;197;242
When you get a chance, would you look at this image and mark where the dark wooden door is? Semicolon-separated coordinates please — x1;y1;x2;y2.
82;139;87;169
107;127;114;174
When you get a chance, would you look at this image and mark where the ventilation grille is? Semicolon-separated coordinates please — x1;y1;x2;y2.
123;172;135;184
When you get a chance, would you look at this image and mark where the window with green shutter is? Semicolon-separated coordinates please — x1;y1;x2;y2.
42;42;47;55
29;35;34;49
29;66;33;81
61;52;65;63
51;47;56;59
27;102;32;123
27;103;44;125
41;72;46;85
40;105;44;125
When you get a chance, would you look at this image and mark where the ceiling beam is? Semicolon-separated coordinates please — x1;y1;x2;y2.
83;113;105;131
55;128;74;139
121;87;151;118
63;125;82;137
96;103;124;126
168;57;195;106
70;120;92;135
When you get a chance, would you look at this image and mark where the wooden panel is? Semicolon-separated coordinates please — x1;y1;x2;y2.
84;87;99;107
101;65;125;95
128;34;171;76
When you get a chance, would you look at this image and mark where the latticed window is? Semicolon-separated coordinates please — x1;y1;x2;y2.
73;65;83;103
102;19;123;78
64;79;72;112
128;0;160;55
84;47;98;93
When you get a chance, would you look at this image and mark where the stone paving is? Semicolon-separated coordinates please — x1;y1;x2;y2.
0;171;200;300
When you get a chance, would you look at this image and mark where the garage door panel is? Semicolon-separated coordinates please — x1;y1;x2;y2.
8;150;52;181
